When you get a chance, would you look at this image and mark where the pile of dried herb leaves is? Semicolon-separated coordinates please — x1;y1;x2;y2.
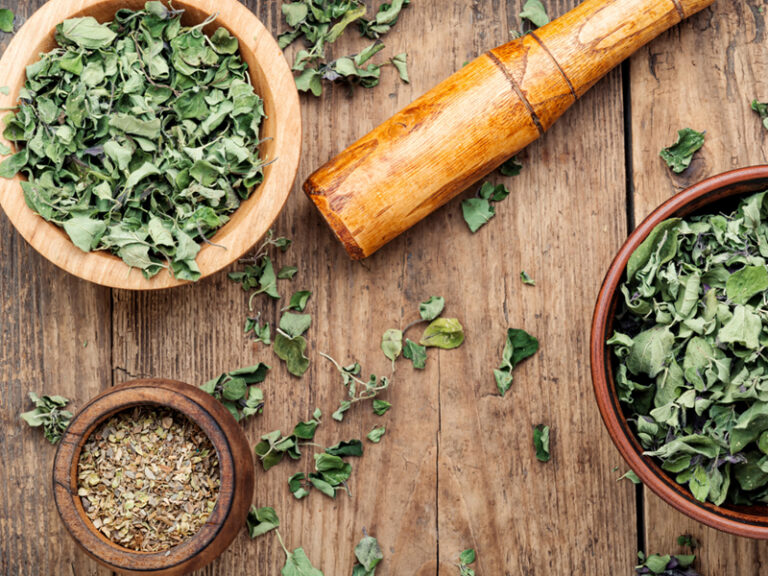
279;0;410;95
0;2;267;280
609;191;768;506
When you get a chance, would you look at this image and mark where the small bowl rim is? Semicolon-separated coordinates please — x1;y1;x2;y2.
53;379;255;574
0;0;301;290
591;165;768;539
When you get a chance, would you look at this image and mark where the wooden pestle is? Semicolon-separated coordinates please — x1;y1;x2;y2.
303;0;715;259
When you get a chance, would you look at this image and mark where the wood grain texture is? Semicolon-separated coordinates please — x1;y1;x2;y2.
304;0;714;260
8;0;768;574
0;0;301;290
110;1;635;574
629;0;768;571
0;6;112;574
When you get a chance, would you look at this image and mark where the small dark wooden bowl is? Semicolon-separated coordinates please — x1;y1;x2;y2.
52;379;255;575
591;165;768;539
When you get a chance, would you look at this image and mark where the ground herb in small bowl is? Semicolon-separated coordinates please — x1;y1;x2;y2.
0;2;267;280
609;191;768;506
77;406;220;552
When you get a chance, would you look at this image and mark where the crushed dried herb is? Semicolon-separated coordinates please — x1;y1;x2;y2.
77;406;220;552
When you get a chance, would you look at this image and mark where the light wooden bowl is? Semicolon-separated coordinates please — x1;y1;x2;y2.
53;379;255;575
0;0;301;289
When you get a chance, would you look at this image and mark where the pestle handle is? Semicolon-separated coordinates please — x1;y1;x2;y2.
304;0;716;260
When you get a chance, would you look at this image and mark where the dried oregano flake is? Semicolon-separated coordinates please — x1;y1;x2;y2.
77;406;220;552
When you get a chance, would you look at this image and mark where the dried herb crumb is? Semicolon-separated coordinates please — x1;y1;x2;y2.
77;406;220;552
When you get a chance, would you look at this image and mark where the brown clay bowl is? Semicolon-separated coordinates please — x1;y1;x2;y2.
0;0;301;289
52;379;255;575
591;165;768;539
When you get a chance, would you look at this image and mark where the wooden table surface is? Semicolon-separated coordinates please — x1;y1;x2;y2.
1;0;767;574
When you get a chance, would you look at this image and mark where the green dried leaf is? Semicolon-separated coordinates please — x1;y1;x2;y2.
246;506;280;538
494;328;539;396
419;318;464;349
0;8;14;33
419;296;445;321
354;535;383;572
619;470;642;484
520;271;535;286
279;312;312;338
752;99;768;130
726;265;768;305
278;266;298;279
367;426;386;443
292;419;319;441
533;424;550;462
459;549;476;565
499;156;522;176
274;333;310;377
62;216;107;252
391;53;409;83
459;548;476;576
402;339;427;369
20;391;73;444
245;316;271;345
325;439;363;457
287;290;312;311
461;197;495;233
372;399;392;416
288;473;310;499
660;128;705;173
519;0;550;28
202;364;268;422
56;17;117;49
281;547;324;576
381;328;403;363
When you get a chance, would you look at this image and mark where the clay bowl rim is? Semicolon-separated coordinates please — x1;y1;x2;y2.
52;379;255;575
591;165;768;539
0;0;301;290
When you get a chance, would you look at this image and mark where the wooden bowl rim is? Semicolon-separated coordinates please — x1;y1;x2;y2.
591;165;768;539
0;0;301;290
52;379;255;574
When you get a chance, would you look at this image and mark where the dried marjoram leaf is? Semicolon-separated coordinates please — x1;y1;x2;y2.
608;191;768;506
280;0;410;96
20;392;73;444
0;3;267;280
77;406;220;552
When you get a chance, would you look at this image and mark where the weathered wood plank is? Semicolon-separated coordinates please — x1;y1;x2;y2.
430;1;636;572
0;2;113;575
630;1;768;572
